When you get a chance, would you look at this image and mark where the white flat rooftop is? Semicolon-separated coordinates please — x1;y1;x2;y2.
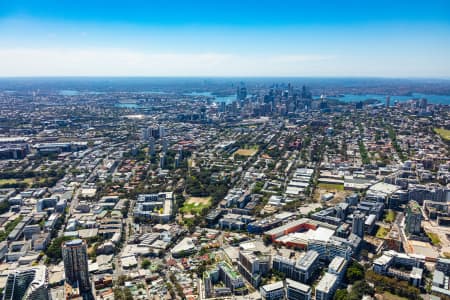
368;182;400;195
276;227;335;244
316;273;337;293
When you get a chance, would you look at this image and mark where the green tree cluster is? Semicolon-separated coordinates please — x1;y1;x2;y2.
141;259;151;269
113;287;133;300
358;140;370;165
0;201;10;214
347;280;374;300
346;260;365;283
366;270;421;299
388;126;406;161
0;215;23;242
45;236;76;263
333;289;348;300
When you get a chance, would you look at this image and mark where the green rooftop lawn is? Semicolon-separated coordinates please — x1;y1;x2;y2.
384;210;396;223
427;232;441;246
376;226;389;239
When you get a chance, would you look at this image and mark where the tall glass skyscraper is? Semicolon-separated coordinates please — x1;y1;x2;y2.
62;239;91;293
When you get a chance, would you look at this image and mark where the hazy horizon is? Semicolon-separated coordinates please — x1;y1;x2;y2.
1;0;450;77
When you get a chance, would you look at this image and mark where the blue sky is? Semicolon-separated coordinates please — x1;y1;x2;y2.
0;0;449;77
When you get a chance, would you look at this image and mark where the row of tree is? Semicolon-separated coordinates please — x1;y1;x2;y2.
365;270;422;299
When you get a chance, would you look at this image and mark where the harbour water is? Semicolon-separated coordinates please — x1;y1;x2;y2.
58;90;450;106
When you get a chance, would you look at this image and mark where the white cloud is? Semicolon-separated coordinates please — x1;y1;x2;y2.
0;48;338;76
269;54;335;63
1;47;448;77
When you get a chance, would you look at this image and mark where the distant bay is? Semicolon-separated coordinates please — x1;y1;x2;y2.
329;93;450;105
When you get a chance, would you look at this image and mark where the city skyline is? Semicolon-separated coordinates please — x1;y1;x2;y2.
1;0;450;77
1;2;449;299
